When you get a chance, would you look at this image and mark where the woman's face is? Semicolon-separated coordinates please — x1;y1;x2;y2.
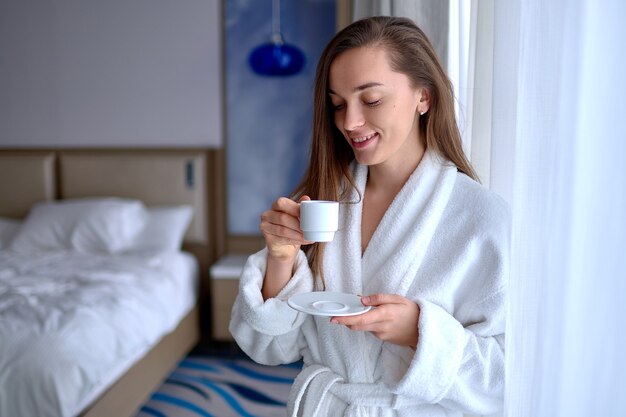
328;46;426;169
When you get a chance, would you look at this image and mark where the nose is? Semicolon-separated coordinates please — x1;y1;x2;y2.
342;105;365;132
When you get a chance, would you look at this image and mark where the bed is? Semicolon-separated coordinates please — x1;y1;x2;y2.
0;149;222;417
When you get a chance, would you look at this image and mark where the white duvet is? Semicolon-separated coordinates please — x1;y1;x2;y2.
0;250;198;417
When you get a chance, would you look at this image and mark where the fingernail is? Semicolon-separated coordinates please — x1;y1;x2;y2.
361;296;370;304
330;318;338;324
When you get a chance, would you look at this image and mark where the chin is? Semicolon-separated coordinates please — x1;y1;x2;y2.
355;158;382;167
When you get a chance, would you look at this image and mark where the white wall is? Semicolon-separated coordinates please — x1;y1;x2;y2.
0;0;222;148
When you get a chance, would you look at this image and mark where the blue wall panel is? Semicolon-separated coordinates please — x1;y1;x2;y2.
226;0;336;235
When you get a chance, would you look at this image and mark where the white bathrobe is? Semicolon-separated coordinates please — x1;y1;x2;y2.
229;150;510;417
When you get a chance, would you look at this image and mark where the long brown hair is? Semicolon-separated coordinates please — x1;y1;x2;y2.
293;16;478;278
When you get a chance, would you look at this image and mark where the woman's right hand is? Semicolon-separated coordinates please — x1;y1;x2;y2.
259;196;312;300
260;196;312;261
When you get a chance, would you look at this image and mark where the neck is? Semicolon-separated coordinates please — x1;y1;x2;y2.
367;146;426;193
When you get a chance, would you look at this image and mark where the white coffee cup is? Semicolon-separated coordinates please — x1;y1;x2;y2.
299;200;339;242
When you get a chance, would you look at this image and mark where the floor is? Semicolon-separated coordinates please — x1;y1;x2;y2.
135;343;302;417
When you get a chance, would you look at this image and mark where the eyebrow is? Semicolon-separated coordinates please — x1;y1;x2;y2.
328;82;384;95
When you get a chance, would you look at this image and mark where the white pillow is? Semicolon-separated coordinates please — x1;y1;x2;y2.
10;198;148;254
127;205;193;253
0;217;21;249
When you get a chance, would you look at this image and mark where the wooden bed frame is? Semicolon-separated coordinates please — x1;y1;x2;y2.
0;148;225;417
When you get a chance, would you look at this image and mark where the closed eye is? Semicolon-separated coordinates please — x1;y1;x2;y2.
366;100;381;107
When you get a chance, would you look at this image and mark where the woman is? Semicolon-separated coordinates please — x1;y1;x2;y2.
230;16;509;417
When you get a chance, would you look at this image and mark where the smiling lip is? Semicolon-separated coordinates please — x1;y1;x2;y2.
350;132;378;149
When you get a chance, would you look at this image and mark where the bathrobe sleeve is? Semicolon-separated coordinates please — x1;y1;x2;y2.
391;188;510;415
229;247;314;366
400;289;506;414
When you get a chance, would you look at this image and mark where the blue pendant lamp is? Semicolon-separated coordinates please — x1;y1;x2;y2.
249;0;305;76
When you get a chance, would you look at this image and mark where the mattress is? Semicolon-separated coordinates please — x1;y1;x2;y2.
0;249;199;417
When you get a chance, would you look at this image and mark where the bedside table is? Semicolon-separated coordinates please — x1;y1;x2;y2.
209;254;250;341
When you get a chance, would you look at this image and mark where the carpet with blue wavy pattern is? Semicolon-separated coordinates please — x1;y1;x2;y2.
136;352;301;417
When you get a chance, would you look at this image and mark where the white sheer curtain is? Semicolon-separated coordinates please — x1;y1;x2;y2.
461;0;495;187
488;1;626;416
447;0;471;165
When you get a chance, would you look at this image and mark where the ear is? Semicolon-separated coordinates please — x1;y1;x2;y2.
417;88;431;115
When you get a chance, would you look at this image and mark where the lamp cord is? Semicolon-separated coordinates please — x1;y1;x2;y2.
272;0;281;35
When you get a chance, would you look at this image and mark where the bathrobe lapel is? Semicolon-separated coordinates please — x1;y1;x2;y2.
322;179;363;295
362;151;457;296
360;150;457;296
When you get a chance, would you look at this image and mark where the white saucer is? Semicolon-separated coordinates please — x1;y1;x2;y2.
287;292;372;317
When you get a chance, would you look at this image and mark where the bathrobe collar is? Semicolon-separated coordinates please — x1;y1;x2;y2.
323;149;457;297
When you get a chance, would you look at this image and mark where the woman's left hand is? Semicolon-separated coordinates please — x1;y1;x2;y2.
331;294;420;348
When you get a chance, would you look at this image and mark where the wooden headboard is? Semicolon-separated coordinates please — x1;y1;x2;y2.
58;151;209;243
0;148;226;272
0;152;56;218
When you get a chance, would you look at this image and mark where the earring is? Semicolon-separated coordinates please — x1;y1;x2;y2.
419;110;426;116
